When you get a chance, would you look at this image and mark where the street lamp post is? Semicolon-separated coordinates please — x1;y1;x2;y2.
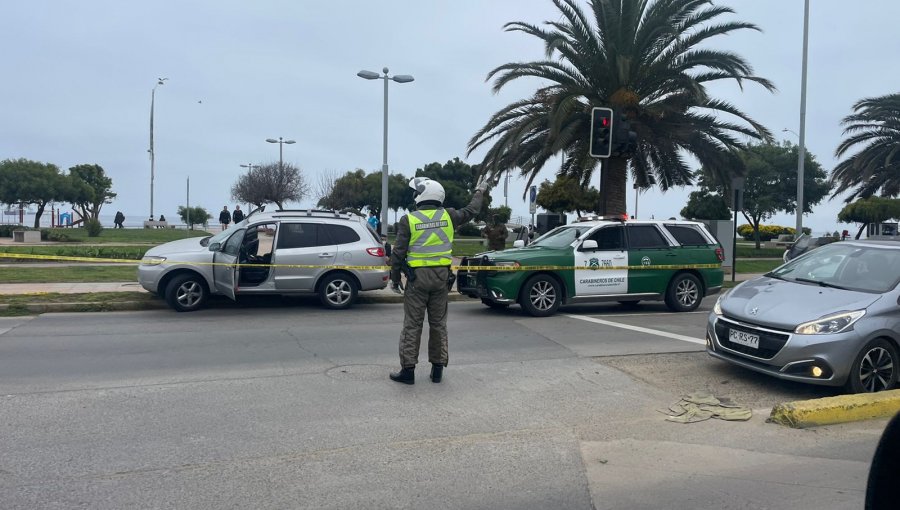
149;77;168;219
239;163;256;212
357;67;415;237
795;0;810;239
265;137;295;172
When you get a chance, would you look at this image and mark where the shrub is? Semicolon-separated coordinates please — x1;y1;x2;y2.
457;223;481;237
0;225;26;237
85;219;103;237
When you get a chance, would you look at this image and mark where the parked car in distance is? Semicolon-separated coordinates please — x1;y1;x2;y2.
457;217;725;316
708;239;900;393
783;234;839;263
138;209;389;312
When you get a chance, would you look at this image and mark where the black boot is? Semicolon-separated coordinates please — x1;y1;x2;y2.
390;367;415;385
430;364;444;383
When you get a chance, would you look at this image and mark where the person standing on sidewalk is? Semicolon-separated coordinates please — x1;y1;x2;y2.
388;175;492;385
218;206;231;231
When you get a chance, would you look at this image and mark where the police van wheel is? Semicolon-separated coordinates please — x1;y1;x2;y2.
481;298;509;309
665;273;702;312
319;273;358;310
520;274;561;317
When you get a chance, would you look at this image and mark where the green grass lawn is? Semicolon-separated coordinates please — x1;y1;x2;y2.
0;245;149;261
0;292;156;316
735;246;785;258
39;227;211;244
734;259;782;274
0;265;138;283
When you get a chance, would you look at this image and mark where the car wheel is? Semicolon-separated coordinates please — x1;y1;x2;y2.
519;274;561;317
845;339;899;393
481;298;510;309
664;273;703;312
165;273;208;312
319;273;358;310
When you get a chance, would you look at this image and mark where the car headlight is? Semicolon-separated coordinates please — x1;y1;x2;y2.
794;310;866;335
141;256;167;266
492;261;520;269
713;291;729;316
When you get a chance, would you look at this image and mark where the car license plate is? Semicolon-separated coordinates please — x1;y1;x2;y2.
729;329;760;349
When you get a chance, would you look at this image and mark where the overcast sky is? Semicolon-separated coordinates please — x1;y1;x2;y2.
3;0;899;233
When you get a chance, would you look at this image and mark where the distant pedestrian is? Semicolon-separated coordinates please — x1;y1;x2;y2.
367;210;380;234
481;214;507;251
219;206;231;231
232;205;245;224
114;211;125;229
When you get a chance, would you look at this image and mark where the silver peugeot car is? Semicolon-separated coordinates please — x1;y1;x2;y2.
707;239;900;393
139;209;389;312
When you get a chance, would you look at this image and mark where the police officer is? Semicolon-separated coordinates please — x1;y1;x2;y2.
389;176;491;384
482;214;507;251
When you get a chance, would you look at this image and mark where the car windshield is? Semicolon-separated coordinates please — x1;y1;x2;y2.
207;218;248;245
530;226;593;248
769;243;900;293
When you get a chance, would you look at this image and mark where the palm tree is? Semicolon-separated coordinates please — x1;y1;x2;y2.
831;93;900;201
467;0;774;215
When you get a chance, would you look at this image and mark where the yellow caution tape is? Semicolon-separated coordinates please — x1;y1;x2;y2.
0;252;721;272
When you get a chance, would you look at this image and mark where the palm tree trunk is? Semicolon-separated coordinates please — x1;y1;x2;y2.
599;157;628;216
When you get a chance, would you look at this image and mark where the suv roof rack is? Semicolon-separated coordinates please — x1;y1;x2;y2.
269;209;361;220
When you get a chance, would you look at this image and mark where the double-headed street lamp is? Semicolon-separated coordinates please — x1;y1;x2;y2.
239;163;257;212
149;77;168;218
265;137;295;171
357;67;415;237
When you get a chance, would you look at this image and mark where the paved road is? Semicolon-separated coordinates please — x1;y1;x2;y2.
0;300;886;509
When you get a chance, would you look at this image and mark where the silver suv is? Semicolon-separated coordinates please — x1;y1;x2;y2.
139;209;389;312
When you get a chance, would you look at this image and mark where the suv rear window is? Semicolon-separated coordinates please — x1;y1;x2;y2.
665;225;709;246
627;225;669;249
322;224;360;245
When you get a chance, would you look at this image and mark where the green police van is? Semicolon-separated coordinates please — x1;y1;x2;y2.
456;217;725;317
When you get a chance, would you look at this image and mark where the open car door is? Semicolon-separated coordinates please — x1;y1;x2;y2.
212;228;244;300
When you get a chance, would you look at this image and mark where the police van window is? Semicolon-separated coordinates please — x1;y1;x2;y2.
277;223;321;249
323;224;360;245
664;225;708;246
589;226;624;250
627;225;670;249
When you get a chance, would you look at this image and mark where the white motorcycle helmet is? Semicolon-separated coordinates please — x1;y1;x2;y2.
409;177;445;205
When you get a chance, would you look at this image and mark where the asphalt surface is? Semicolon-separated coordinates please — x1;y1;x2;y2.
0;299;887;509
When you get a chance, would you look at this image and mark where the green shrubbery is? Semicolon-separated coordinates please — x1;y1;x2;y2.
85;219;103;237
737;224;813;241
456;223;482;237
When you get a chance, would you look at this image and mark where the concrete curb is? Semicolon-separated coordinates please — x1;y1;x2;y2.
768;389;900;428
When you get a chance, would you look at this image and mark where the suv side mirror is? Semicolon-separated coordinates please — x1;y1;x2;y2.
513;240;525;248
581;240;598;251
208;242;221;252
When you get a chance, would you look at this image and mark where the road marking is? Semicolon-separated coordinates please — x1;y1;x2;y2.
564;314;706;345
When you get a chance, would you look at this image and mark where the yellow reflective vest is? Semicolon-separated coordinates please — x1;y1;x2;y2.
407;208;454;267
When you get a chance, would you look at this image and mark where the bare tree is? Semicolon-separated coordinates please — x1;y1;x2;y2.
231;161;309;210
314;169;339;207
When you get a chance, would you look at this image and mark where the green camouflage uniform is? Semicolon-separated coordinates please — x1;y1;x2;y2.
482;224;507;251
391;191;484;368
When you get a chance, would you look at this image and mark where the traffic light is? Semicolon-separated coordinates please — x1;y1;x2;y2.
589;107;614;158
612;111;638;156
